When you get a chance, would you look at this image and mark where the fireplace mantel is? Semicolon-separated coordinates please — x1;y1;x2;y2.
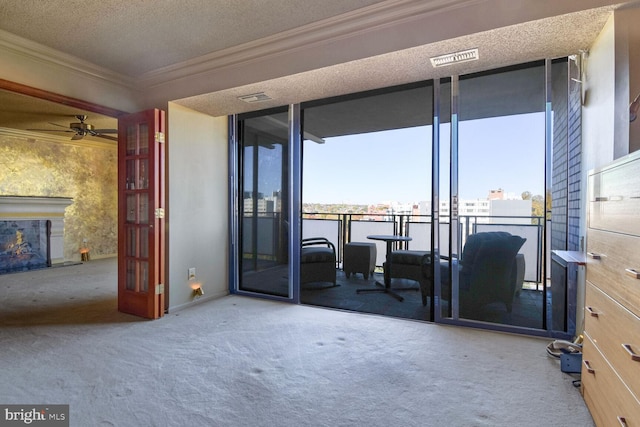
0;196;73;265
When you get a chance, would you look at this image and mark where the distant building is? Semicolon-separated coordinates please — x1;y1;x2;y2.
415;196;532;224
385;202;413;220
488;188;504;200
243;191;279;214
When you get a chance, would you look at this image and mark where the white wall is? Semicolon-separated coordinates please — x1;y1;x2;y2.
167;103;229;310
583;7;640;171
582;15;616;174
578;15;616;336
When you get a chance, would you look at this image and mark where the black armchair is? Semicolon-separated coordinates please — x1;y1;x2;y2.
450;231;526;314
300;237;337;286
384;250;431;304
439;231;526;314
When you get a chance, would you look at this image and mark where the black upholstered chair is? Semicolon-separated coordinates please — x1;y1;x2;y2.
438;231;526;314
300;237;337;286
384;250;432;304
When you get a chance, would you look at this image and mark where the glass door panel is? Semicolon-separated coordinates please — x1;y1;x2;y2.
138;159;149;190
238;110;291;297
451;63;546;329
435;79;452;321
126;228;136;257
126;260;136;291
301;82;433;320
138;194;149;224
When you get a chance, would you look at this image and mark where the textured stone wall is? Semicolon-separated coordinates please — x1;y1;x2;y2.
0;133;117;261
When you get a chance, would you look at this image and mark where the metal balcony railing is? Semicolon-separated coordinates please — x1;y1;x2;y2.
301;212;546;283
241;212;547;284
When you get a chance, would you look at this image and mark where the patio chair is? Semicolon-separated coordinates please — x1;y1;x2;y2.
435;231;526;314
300;237;337;286
384;250;432;304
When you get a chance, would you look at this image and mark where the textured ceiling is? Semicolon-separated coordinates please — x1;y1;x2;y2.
0;0;626;139
176;6;614;117
0;0;386;139
0;0;385;77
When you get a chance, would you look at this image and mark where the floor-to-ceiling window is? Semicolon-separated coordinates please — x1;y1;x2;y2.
230;59;578;337
455;62;546;329
300;83;434;320
438;60;576;336
237;109;292;298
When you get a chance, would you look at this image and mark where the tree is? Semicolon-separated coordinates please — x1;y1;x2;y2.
531;194;544;218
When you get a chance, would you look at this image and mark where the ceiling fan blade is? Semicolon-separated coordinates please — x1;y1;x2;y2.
92;128;118;134
71;133;84;140
48;122;70;129
95;134;118;142
27;128;73;133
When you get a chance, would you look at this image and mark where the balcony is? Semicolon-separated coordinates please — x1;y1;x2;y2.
242;211;550;328
302;212;548;328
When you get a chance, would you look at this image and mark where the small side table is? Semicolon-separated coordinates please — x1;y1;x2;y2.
344;242;377;279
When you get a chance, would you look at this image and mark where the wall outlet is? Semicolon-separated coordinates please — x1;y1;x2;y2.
188;267;196;280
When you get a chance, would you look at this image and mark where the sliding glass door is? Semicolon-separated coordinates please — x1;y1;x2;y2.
230;59;578;337
437;61;578;335
456;63;546;329
300;83;434;320
237;109;292;298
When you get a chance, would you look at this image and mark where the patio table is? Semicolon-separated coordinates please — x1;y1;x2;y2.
356;234;418;302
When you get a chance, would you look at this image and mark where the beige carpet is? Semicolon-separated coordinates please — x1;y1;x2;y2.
0;258;593;426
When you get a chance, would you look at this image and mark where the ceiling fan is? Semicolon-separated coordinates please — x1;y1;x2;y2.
28;115;118;141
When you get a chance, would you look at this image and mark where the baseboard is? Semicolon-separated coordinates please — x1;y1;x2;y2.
168;289;229;313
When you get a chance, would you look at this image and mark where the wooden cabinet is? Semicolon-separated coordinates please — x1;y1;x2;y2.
583;151;640;426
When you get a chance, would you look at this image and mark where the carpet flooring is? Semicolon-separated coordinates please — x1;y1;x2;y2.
0;258;593;426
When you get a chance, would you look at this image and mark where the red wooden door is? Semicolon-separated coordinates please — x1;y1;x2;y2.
117;109;166;319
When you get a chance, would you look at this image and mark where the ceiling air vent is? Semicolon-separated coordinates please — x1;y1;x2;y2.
238;92;272;103
430;48;479;68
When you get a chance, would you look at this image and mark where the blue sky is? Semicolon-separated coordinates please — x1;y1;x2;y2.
302;112;546;204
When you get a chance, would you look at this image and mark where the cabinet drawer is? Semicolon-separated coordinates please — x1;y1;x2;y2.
582;335;640;426
587;229;640;316
589;156;640;236
585;282;640;399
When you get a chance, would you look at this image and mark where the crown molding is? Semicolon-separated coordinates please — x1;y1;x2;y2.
137;0;481;88
0;0;477;92
0;29;134;89
0;127;117;150
0;79;129;118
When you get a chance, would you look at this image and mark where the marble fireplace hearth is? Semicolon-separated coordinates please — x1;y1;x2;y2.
0;196;73;273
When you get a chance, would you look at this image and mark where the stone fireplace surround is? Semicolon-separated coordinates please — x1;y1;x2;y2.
0;196;73;271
